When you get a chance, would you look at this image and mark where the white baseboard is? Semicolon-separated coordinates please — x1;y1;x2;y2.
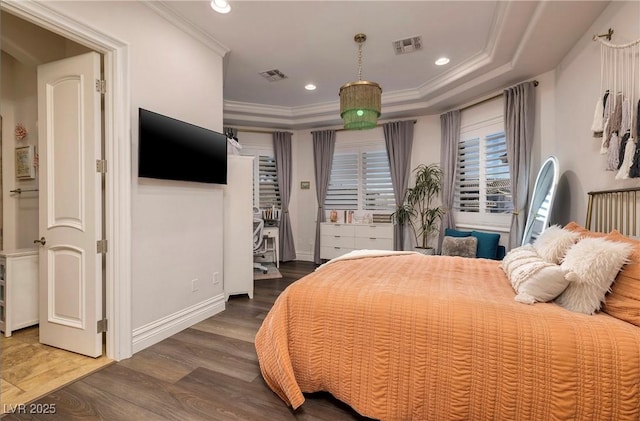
132;294;225;354
295;252;314;262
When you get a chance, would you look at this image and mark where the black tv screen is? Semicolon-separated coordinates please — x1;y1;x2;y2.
138;108;227;184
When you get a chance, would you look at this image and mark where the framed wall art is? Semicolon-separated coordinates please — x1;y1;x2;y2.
15;145;36;180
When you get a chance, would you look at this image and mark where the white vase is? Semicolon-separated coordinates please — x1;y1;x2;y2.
415;247;436;255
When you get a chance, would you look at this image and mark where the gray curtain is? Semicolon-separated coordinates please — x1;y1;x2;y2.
383;121;414;250
312;130;336;264
504;81;536;248
439;110;461;249
273;132;296;261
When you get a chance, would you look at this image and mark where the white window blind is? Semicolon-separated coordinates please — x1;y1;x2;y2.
325;148;395;212
362;150;395;211
258;155;281;208
325;153;358;210
484;132;512;214
454;131;512;214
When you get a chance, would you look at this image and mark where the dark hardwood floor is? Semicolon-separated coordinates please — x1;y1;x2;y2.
2;261;371;420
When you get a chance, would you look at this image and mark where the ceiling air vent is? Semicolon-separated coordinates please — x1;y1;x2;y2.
259;69;288;82
392;36;423;55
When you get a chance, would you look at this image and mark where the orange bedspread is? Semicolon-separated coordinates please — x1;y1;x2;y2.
255;254;640;420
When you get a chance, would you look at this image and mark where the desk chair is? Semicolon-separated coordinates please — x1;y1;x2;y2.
253;211;269;274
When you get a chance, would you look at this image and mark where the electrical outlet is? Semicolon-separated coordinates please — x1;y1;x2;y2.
191;279;199;292
213;272;220;285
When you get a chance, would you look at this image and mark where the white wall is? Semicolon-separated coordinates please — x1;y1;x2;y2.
1;53;39;250
550;1;640;225
44;2;226;345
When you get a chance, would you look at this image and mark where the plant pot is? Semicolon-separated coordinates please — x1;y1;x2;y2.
414;247;436;256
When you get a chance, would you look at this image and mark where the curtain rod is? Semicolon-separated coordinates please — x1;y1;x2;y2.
335;119;417;132
236;128;293;135
459;80;539;112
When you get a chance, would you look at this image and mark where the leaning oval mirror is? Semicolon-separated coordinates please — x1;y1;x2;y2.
521;156;559;246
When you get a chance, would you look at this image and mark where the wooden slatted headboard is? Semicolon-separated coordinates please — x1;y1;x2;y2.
585;187;640;236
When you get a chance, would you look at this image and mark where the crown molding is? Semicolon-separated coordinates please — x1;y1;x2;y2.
510;1;546;67
143;1;230;57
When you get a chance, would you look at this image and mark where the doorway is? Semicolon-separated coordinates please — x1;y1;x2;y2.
0;1;132;408
1;0;133;362
0;12;108;410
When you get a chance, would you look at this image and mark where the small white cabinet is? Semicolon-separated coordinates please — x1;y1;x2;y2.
320;223;393;260
0;249;39;337
223;156;254;300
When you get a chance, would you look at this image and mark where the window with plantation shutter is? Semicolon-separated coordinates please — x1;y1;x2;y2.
455;136;481;213
454;130;512;215
325;153;358;210
257;155;281;208
325;147;395;212
362;150;395;211
484;132;512;214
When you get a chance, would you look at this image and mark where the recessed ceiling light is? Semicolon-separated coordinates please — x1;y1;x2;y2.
305;84;317;91
435;57;450;66
211;0;231;14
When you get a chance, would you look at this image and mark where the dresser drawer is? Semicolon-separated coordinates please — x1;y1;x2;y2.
355;236;394;250
321;223;356;237
320;246;354;260
354;224;393;239
321;234;355;248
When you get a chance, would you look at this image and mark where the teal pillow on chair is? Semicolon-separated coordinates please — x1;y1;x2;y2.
444;228;472;238
471;230;500;259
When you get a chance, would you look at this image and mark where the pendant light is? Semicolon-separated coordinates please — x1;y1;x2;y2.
339;33;382;130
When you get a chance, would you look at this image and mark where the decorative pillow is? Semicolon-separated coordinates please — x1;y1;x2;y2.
511;260;571;305
471;230;500;259
601;230;640;326
441;236;478;258
444;228;472;238
500;244;539;276
563;221;608;239
556;237;634;315
533;225;580;264
501;245;570;303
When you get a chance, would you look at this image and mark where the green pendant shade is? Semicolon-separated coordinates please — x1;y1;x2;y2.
340;81;382;130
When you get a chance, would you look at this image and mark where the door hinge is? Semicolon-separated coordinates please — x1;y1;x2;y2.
95;79;106;94
97;318;108;333
97;239;108;254
96;159;107;173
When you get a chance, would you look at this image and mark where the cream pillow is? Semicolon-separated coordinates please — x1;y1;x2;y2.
556;237;634;314
533;225;580;264
501;244;539;289
503;251;571;304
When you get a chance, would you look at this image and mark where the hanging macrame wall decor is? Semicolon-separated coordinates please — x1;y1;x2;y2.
591;29;640;179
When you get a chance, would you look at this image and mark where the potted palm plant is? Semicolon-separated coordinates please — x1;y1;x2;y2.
393;163;445;254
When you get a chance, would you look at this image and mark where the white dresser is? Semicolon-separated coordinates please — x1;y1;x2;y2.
0;249;39;337
320;223;393;260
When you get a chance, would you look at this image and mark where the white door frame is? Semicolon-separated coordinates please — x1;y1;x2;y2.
2;1;132;360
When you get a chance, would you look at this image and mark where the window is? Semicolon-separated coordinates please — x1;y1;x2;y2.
325;147;395;212
455;127;512;216
257;155;281;208
242;148;281;208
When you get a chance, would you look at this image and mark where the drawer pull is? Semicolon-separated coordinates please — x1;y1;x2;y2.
369;237;377;240
334;236;341;238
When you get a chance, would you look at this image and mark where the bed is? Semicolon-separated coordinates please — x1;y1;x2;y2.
255;188;640;420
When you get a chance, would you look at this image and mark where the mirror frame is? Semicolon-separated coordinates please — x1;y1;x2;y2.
521;156;559;246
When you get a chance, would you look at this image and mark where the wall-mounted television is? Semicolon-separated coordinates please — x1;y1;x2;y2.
138;108;227;184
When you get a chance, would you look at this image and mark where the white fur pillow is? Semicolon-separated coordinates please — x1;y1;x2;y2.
556;237;634;314
533;225;580;264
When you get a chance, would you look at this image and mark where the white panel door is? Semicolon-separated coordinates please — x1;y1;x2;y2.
37;52;102;357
